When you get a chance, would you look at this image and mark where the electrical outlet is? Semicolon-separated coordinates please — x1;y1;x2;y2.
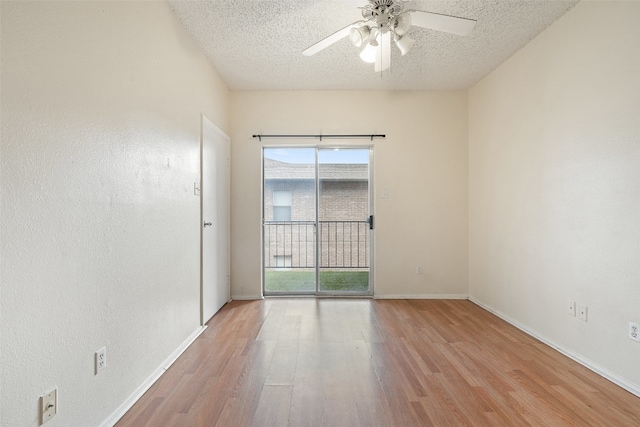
41;388;57;424
629;322;640;343
577;305;588;322
416;265;423;275
567;300;576;317
95;346;106;374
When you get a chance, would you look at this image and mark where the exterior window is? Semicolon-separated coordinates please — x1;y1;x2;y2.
273;190;292;221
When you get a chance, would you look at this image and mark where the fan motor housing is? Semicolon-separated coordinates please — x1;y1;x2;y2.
362;0;405;23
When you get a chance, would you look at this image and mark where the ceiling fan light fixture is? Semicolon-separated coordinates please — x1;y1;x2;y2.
359;43;378;63
349;25;371;48
393;13;412;36
302;0;477;73
394;34;415;56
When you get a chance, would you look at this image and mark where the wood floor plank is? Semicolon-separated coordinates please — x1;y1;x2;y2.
116;299;640;427
265;340;299;386
251;385;294;427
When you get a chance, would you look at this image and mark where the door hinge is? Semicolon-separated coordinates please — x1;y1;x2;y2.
366;215;374;230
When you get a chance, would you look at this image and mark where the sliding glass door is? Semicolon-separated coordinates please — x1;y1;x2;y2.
263;148;316;293
317;149;371;293
263;147;372;296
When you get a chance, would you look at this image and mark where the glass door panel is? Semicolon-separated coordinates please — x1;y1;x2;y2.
263;147;372;296
317;148;371;294
263;148;316;294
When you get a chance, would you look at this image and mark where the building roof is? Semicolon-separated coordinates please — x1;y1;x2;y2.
264;158;368;181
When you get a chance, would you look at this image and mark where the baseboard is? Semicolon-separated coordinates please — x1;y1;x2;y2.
374;293;469;300
235;294;470;301
100;325;208;427
468;296;640;399
231;294;264;300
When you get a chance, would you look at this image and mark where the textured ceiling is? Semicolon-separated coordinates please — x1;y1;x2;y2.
168;0;578;91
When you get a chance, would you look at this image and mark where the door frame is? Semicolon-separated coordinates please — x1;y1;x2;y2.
261;144;375;297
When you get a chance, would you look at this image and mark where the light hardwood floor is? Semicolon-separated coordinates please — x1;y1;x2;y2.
116;299;640;426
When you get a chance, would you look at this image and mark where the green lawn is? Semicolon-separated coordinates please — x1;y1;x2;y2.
264;270;369;292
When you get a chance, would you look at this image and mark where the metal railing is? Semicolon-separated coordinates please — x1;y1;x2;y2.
264;220;369;269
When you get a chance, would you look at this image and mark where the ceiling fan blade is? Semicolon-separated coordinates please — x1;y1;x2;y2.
408;10;476;36
302;21;365;56
374;30;391;72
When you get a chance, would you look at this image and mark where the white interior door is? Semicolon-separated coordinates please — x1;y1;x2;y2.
201;116;230;324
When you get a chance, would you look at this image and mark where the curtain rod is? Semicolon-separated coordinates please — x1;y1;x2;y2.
252;134;385;142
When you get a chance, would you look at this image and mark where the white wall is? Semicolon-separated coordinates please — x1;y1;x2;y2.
230;91;468;299
0;1;229;426
469;0;640;393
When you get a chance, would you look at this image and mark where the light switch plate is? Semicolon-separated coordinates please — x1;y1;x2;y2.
41;388;57;424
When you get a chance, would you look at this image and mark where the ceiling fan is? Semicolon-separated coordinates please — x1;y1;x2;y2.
302;0;477;72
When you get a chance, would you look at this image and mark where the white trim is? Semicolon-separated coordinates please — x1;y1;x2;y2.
374;293;469;300
231;294;264;301
468;297;640;399
100;326;207;427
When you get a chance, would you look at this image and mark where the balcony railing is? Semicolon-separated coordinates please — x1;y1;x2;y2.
264;220;369;269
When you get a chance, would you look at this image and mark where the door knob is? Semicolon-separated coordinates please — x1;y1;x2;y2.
204;221;212;227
